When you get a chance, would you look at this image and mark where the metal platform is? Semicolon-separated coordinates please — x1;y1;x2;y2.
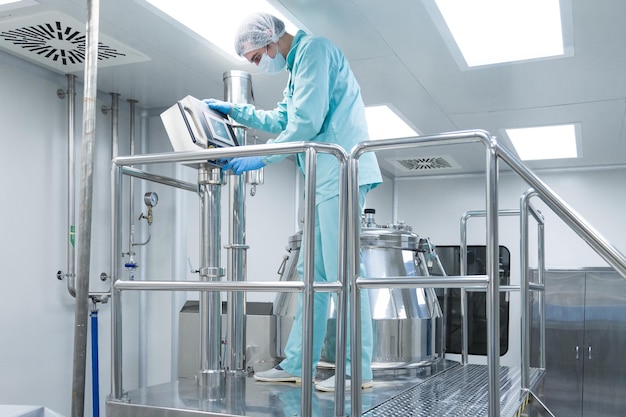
107;361;544;417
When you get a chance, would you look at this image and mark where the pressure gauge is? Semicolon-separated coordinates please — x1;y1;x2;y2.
144;192;159;207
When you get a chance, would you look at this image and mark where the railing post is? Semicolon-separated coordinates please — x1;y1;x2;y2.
300;148;317;417
485;142;500;417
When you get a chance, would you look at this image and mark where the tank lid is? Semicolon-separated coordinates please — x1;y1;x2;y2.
361;223;420;249
223;70;252;80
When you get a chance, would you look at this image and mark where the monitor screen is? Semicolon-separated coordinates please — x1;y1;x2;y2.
203;112;237;147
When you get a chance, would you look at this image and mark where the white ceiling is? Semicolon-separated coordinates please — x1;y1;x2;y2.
2;0;625;178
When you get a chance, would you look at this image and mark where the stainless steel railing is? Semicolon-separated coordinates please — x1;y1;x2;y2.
109;141;349;417
350;129;626;417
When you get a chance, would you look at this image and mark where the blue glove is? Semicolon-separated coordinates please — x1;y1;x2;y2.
222;157;265;174
203;98;232;116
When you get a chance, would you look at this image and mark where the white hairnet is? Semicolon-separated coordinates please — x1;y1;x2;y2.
235;13;286;57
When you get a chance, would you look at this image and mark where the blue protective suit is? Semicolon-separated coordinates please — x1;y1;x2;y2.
229;30;382;380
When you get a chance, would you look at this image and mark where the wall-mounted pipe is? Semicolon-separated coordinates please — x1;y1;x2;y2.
90;306;100;417
63;74;77;297
109;93;120;159
70;1;100;417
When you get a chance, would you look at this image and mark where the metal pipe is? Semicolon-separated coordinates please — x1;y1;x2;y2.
346;154;365;416
520;190;532;389
110;93;120;159
127;99;136;267
538;219;546;369
459;215;469;365
459;208;523;365
65;74;77;297
520;189;548;372
110;165;123;399
349;151;363;416
300;148;317;417
198;165;224;390
112;141;346;166
496;142;626;279
223;70;252;373
356;275;490;288
465;285;522;292
71;1;99;416
90;307;100;417
333;144;349;417
120;166;196;192
171;161;187;378
115;280;308;292
485;143;500;417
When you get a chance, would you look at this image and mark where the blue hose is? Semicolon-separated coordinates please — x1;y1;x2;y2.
90;310;100;417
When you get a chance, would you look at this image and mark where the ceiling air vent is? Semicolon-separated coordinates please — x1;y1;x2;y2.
386;155;462;173
0;11;149;73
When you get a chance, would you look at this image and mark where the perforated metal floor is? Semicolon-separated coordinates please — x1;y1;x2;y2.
363;365;542;417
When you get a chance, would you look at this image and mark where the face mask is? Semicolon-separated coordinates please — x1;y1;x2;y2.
258;47;286;74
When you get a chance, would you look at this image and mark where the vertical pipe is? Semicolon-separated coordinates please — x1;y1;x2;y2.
520;191;530;389
66;74;77;297
198;166;225;391
537;216;546;369
70;1;99;416
126;99;147;388
110;93;120;159
160;111;186;379
111;164;123;399
434;251;449;359
301;148;317;417
349;154;362;417
459;215;469;365
485;144;500;417
90;308;100;417
333;156;348;417
127;100;136;265
392;177;399;224
223;70;252;373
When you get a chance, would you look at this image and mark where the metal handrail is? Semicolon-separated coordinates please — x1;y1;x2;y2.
496;142;626;279
350;129;626;417
460;209;528;366
350;130;501;417
110;141;349;417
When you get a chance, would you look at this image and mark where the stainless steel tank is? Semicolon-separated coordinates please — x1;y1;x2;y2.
272;209;444;369
359;209;444;368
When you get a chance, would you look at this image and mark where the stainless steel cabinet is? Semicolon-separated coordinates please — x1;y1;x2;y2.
534;269;626;417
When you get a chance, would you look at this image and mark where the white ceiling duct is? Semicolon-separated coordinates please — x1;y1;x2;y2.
0;10;149;73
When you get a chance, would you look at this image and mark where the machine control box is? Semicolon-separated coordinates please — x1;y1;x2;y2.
160;95;238;165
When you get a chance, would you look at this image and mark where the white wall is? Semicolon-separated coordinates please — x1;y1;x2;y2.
0;53;129;416
0;52;298;416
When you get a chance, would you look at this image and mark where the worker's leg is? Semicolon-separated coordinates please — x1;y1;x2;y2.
316;190;373;381
278;203;329;377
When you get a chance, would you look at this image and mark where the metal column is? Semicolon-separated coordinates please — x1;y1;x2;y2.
70;1;99;417
223;70;253;373
198;165;225;394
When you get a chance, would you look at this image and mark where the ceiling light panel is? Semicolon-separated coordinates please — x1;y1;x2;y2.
141;0;305;61
424;0;573;68
505;123;579;161
365;105;419;140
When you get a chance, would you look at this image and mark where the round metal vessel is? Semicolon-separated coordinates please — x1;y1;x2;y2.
357;216;443;368
272;211;444;369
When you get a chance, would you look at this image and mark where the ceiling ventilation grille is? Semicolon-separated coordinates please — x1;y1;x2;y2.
386;155;462;173
0;11;149;73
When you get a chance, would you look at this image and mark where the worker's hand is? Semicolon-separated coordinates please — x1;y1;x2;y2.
223;157;265;175
203;98;232;116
